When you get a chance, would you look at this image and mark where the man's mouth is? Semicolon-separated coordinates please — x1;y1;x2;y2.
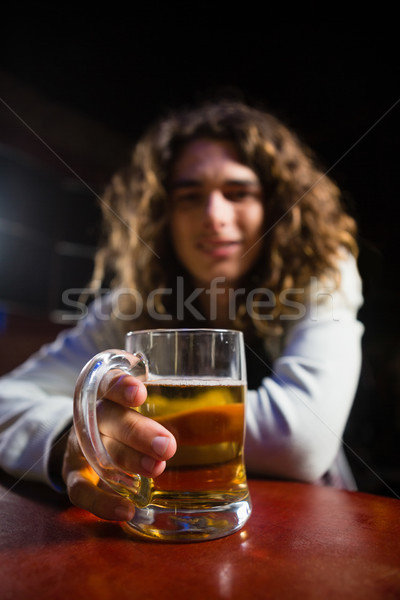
197;239;241;256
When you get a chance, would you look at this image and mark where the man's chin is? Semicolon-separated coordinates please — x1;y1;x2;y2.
194;273;240;289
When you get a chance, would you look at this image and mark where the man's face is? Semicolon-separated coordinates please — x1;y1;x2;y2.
169;138;265;288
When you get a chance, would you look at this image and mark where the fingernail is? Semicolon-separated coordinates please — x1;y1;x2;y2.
151;436;170;458
141;455;156;473
114;504;135;521
124;385;138;403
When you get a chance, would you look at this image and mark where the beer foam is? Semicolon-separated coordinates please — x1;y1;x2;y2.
145;377;245;386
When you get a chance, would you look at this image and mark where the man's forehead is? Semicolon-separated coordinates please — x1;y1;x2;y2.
170;139;260;184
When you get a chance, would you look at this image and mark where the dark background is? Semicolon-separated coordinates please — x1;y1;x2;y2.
2;17;399;276
0;15;399;496
2;17;399;279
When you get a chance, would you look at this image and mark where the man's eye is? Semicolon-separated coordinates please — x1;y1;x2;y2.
227;191;248;201
225;189;259;202
174;192;201;203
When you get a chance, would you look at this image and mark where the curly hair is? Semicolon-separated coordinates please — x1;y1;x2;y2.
91;99;358;338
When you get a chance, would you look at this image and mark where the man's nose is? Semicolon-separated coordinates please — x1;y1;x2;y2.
203;190;232;228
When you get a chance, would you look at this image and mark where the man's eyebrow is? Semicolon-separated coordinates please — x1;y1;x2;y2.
224;179;261;187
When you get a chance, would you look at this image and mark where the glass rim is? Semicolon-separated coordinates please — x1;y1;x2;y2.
126;328;243;337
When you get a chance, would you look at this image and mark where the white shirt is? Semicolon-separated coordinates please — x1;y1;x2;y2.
0;253;364;490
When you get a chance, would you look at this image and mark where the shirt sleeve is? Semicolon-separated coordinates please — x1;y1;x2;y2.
0;295;124;489
244;252;364;482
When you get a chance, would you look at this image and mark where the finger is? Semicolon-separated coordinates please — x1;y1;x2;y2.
97;399;177;461
100;435;169;478
62;428;135;521
98;369;147;408
66;466;136;521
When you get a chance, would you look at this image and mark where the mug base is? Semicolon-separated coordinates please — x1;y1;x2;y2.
122;496;252;542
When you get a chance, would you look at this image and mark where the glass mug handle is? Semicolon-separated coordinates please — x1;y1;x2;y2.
73;349;152;507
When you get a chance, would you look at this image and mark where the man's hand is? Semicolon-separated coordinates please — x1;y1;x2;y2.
63;372;176;520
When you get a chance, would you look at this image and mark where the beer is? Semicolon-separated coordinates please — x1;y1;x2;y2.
139;379;248;508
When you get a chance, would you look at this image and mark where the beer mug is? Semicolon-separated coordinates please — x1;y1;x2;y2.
74;328;252;542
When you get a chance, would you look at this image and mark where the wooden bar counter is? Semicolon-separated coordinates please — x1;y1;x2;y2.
0;472;399;599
